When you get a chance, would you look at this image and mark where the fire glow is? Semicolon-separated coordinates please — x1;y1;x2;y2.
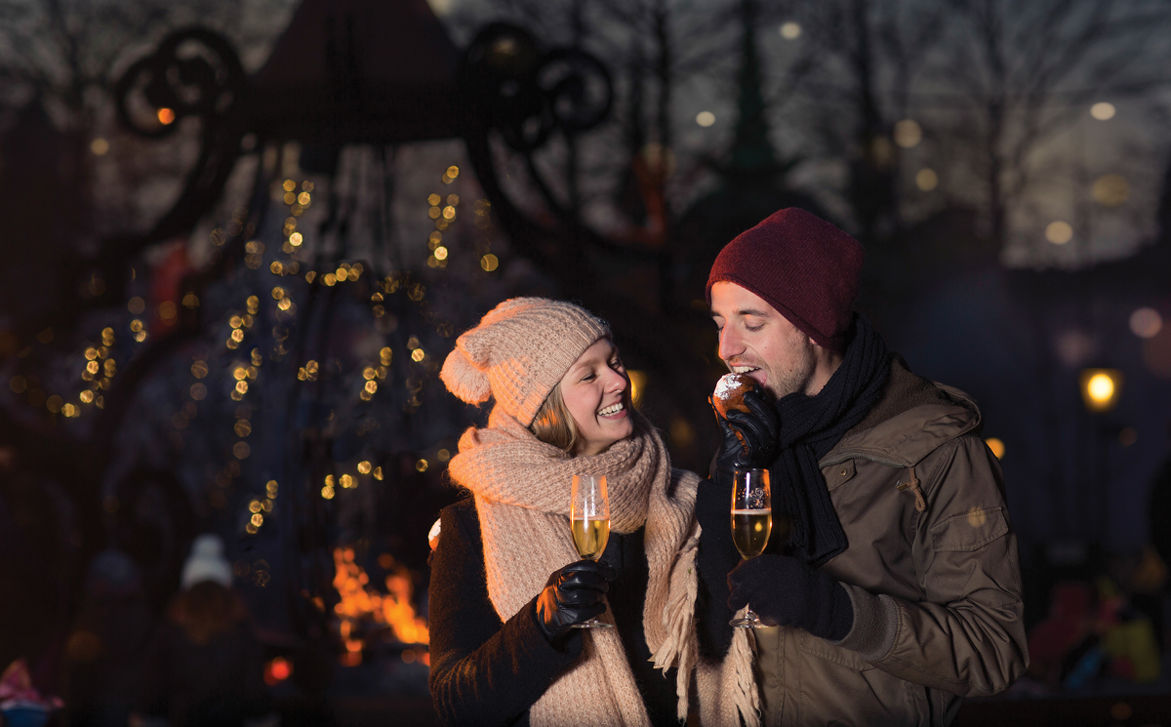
332;547;430;667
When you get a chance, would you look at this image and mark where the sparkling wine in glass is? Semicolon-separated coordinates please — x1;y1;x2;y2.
730;467;772;628
569;474;612;629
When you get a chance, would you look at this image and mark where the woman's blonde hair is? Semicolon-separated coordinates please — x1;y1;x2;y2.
530;384;579;453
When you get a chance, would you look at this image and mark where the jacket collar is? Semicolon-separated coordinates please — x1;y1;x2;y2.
821;358;982;468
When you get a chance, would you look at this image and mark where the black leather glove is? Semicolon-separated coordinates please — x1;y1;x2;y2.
727;554;853;641
533;559;614;644
710;387;780;485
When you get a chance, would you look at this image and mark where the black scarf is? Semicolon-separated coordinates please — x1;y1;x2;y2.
770;315;890;566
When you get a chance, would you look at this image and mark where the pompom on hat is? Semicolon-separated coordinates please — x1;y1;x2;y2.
441;297;611;426
706;207;863;351
180;533;232;589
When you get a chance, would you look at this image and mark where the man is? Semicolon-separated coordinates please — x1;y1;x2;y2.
696;207;1027;726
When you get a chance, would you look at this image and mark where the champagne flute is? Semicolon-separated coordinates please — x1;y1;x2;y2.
730;467;772;628
569;474;612;629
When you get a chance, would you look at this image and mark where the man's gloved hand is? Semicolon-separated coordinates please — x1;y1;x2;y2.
710;387;780;484
534;559;615;644
727;554;853;641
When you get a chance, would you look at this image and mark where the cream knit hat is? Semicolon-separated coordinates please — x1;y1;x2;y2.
180;533;232;589
440;297;610;426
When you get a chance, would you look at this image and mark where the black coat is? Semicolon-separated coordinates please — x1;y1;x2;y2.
427;498;679;726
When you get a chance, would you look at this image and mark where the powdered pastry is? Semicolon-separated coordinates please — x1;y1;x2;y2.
712;372;756;418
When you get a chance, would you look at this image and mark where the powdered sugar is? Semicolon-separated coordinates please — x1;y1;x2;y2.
714;373;741;400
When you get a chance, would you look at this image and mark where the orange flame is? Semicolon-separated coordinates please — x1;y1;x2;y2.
332;547;430;666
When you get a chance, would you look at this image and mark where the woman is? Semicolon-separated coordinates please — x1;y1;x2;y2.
428;298;754;727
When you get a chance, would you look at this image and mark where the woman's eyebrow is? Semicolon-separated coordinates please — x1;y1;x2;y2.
568;358;596;375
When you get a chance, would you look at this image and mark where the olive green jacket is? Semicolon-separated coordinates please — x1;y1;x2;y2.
753;359;1028;726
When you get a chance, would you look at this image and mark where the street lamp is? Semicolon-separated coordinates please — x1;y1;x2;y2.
1080;368;1123;413
1079;367;1123;547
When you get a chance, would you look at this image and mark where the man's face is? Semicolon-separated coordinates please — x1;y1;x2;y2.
710;281;819;399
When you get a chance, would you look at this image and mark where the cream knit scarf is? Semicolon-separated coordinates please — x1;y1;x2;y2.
447;408;758;727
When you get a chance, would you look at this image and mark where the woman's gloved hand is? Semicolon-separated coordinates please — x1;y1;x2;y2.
534;559;615;644
727;554;854;641
710;387;780;485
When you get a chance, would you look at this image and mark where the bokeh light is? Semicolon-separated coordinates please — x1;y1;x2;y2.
893;119;922;148
1045;220;1073;245
1092;174;1129;207
627;370;646;407
1080;369;1122;412
985;437;1005;460
1130;307;1162;339
915;168;938;191
1090;102;1116;120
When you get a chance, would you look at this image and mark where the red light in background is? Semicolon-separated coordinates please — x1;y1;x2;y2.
264;656;292;686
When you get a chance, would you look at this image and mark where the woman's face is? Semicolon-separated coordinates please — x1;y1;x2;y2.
559;338;633;456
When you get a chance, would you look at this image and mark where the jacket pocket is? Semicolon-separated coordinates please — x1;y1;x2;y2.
790;631;933;726
929;506;1008;552
793;628;872;671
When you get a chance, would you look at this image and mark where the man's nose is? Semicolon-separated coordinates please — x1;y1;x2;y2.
718;328;742;361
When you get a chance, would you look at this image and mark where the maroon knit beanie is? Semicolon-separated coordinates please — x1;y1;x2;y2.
706;207;863;351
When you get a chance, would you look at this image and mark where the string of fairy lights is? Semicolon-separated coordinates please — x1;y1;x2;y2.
4;161;503;547
6;154;491;655
215;162;491;534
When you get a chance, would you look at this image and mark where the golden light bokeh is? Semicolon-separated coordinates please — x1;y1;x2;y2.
1080;368;1123;412
916;168;938;191
627;369;647;407
985;437;1005;460
893;119;922;148
1090;102;1116;121
1092;174;1129;207
1045;220;1073;245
